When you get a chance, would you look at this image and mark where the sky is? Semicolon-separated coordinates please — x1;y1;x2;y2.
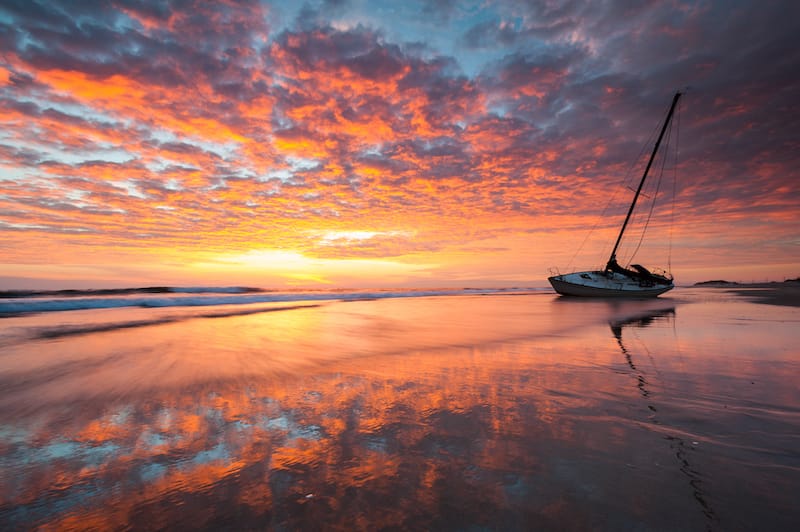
0;0;798;289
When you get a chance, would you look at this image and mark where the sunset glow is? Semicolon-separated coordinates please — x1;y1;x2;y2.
1;1;797;289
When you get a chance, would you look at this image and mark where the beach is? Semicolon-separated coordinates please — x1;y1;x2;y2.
1;287;798;530
716;281;800;307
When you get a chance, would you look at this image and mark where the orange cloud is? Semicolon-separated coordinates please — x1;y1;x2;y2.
1;2;798;288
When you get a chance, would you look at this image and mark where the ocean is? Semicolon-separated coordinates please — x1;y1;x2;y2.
0;287;798;530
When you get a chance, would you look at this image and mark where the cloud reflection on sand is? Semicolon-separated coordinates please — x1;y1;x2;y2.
1;292;798;530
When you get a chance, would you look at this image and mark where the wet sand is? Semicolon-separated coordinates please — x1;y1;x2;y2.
699;281;800;307
1;288;798;530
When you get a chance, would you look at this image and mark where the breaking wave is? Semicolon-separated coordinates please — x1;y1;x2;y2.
0;286;544;317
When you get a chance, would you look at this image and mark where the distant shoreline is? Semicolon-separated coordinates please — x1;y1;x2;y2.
693;280;800;307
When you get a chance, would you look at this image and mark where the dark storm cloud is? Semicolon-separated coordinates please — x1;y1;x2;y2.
458;0;800;217
272;24;393;71
2;0;270;97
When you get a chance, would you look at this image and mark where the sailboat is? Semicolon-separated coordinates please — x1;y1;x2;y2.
549;92;682;297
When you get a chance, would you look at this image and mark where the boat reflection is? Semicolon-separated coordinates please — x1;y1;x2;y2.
612;309;674;409
610;307;675;401
609;307;718;526
610;307;675;340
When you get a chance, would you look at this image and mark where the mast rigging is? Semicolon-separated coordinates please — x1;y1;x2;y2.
606;91;682;270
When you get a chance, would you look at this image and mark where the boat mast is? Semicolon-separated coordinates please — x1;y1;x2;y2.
607;91;682;269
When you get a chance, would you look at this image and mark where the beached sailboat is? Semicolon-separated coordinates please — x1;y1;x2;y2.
549;92;682;297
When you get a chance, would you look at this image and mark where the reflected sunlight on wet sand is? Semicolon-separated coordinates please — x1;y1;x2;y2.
1;289;798;530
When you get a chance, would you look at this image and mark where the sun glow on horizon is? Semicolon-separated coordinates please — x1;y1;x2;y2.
191;248;439;287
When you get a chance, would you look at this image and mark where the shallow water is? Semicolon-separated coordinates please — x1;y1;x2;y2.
1;288;798;530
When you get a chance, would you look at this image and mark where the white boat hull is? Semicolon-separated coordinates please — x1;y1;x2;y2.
548;271;673;298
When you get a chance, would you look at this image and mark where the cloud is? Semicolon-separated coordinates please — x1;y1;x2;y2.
0;0;797;285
